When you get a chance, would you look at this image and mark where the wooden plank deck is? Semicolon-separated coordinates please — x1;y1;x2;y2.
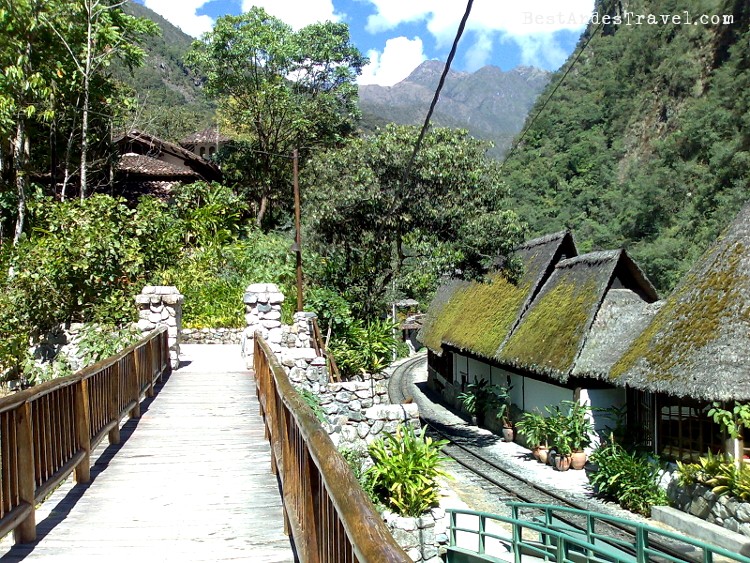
0;344;295;562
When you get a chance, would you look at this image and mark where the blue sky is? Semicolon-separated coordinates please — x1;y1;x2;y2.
135;0;596;86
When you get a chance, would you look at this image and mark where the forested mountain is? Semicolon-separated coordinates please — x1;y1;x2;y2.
115;2;215;142
501;0;750;293
359;61;549;159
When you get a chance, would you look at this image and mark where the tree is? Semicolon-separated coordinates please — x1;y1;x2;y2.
186;8;367;228
44;0;157;198
303;125;526;317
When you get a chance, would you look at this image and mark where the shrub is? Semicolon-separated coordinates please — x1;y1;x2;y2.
296;386;327;424
159;235;298;328
75;323;142;366
329;318;400;378
589;439;668;516
677;452;750;502
366;425;449;517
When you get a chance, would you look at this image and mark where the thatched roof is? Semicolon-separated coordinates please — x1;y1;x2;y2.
497;249;657;382
418;231;576;357
572;289;663;379
610;203;750;401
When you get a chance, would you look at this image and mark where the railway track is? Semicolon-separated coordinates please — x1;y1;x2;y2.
387;354;702;562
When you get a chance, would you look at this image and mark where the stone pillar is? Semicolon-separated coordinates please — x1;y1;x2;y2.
241;283;284;368
135;286;183;370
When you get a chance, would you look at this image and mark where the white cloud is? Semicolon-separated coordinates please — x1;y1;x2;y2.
143;0;214;37
363;0;595;70
241;0;341;29
358;36;426;86
511;33;569;69
464;31;493;71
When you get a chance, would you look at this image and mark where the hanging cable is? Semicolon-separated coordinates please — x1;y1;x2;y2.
402;0;474;184
502;21;604;166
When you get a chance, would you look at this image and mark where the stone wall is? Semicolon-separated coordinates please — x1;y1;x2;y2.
383;508;448;563
669;482;750;537
182;328;243;344
241;283;285;367
135;286;183;369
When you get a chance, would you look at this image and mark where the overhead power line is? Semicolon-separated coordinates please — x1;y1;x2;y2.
402;0;474;184
502;21;605;166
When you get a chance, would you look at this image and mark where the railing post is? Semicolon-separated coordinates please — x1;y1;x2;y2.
108;361;121;445
145;342;155;397
74;379;91;483
301;449;321;563
14;403;36;543
129;351;141;420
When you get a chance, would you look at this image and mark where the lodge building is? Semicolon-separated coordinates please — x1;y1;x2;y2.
420;204;750;461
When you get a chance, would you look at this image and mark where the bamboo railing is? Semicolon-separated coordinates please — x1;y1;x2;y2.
253;335;407;563
0;326;169;544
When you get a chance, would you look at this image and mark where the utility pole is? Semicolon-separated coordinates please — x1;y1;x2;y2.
293;149;303;312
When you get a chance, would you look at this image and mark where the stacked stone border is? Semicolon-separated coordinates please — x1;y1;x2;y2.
182;328;243;344
669;482;750;537
135;285;183;369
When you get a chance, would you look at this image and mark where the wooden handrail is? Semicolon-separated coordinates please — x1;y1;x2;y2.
253;335;407;563
0;326;170;544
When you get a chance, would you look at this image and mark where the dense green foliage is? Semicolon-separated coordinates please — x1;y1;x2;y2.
328;319;401;378
677;452;750;502
186;7;367;228
366;425;449;517
0;184;302;375
589;438;668;516
0;0;158;240
304;124;526;317
501;0;750;293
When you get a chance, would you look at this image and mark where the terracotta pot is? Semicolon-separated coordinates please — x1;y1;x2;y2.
571;450;587;470
554;454;572;472
537;447;549;464
502;426;514;443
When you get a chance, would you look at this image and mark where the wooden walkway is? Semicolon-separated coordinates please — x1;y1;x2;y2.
0;345;295;562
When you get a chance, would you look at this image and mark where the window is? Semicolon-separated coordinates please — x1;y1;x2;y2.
658;397;722;461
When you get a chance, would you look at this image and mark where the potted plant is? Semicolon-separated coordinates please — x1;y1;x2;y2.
496;393;515;442
564;401;594;470
516;410;548;461
457;379;511;430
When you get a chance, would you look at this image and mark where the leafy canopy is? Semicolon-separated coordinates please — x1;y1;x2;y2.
186;8;367;228
304;124;526;317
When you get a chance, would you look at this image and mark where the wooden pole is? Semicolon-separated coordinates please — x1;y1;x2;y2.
73;380;91;484
15;403;36;543
293;148;303;312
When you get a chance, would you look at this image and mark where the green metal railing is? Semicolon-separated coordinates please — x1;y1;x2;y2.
446;503;750;563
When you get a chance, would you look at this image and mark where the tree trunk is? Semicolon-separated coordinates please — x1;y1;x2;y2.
79;1;93;200
13;120;28;245
256;193;269;227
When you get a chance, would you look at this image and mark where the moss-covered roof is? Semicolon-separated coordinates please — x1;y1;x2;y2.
418;231;576;357
611;204;750;401
572;289;663;380
497;250;624;380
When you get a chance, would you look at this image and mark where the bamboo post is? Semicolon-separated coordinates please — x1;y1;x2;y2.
14;403;36;543
73;379;91;483
108;362;121;445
